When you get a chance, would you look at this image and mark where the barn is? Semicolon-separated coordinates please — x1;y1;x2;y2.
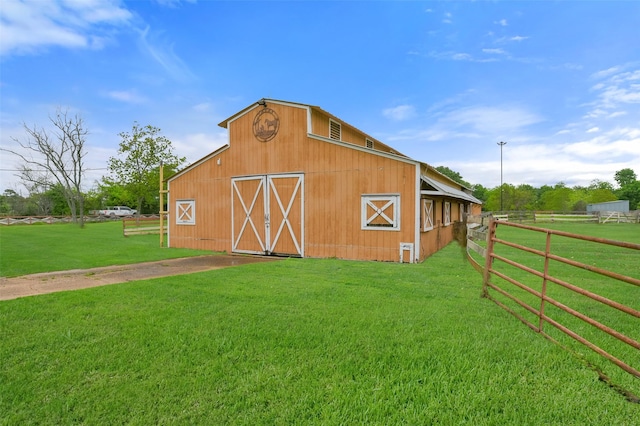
586;200;629;213
167;99;482;263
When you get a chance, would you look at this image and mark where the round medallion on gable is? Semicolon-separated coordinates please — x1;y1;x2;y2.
252;107;280;142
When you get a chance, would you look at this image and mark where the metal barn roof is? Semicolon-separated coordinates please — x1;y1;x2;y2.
420;176;483;204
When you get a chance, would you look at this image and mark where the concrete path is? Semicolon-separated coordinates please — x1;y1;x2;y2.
0;255;281;301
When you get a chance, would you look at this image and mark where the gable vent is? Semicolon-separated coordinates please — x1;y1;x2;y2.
330;119;341;140
366;138;374;149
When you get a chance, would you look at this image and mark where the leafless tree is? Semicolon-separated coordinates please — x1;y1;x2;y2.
2;108;88;226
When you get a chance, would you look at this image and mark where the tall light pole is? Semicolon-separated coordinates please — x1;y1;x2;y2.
497;141;507;212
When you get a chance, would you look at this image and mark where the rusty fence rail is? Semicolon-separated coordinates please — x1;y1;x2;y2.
467;217;640;383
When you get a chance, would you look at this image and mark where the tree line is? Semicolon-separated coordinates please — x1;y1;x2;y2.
1;110;638;222
435;166;640;212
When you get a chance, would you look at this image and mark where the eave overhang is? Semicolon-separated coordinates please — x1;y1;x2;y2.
421;175;482;204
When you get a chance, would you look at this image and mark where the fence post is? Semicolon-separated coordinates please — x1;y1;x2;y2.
538;231;552;333
482;217;497;298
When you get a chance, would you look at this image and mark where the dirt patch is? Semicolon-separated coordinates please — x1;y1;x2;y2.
0;255;281;301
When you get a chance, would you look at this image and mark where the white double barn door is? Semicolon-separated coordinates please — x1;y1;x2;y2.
231;174;304;257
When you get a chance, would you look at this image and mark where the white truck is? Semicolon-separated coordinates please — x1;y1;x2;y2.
96;206;137;217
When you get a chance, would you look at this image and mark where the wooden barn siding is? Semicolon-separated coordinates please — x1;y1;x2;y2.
169;103;417;261
168;151;232;251
416;165;474;259
418;197;462;260
311;110;367;148
228;105;307;174
168;105;309;251
303;136;416;261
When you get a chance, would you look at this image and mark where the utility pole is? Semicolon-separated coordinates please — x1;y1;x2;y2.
497;141;507;212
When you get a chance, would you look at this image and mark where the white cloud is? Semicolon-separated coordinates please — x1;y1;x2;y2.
443;12;452;24
449;139;638;188
451;52;472;61
384;105;544;158
587;66;640;116
495;19;508;26
496;35;529;43
0;0;132;56
153;0;197;7
482;48;506;55
0;0;196;82
137;25;195;82
438;105;543;134
105;90;147;104
171;132;227;164
192;102;211;112
562;128;640;160
591;66;623;80
445;122;640;188
582;108;607;119
383;105;416;122
429;51;497;63
381;99;639;188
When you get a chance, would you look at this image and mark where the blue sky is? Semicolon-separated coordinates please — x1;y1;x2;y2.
1;0;639;193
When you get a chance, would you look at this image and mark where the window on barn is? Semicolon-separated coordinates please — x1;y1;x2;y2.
362;194;400;230
422;199;434;231
330;119;341;140
176;199;195;225
366;138;374;149
459;203;465;221
444;201;451;226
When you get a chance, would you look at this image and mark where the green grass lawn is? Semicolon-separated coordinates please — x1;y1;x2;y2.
0;221;211;277
485;222;640;404
1;222;639;424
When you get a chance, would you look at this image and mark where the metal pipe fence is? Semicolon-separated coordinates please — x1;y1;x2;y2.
467;216;640;385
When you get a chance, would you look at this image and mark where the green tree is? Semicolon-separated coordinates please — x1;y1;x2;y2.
586;184;617;204
43;184;73;215
434;166;471;187
617;181;640;210
483;186;500;212
569;186;589;211
569;180;617;209
539;182;573;211
614;168;640;210
107;123;185;214
537;185;554;202
513;184;537;210
0;189;27;215
614;168;637;188
472;184;488;204
96;179;136;209
484;184;515;212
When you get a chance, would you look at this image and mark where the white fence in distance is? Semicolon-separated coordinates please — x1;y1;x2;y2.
0;214;161;226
